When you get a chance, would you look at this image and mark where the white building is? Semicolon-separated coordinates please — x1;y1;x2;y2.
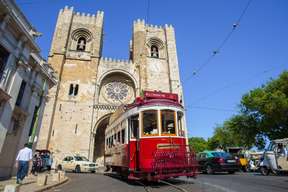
0;0;56;179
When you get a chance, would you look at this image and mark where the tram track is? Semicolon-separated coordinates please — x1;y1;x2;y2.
136;179;189;192
135;180;153;192
106;172;192;192
159;180;188;192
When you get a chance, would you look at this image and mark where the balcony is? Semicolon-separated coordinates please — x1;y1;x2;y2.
12;105;28;124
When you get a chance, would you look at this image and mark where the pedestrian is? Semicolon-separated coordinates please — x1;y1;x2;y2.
36;153;43;174
15;143;33;184
31;154;38;175
47;152;53;172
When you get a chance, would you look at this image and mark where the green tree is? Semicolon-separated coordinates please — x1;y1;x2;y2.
208;71;288;149
241;71;288;140
207;123;238;150
188;137;209;153
225;114;259;148
207;114;260;149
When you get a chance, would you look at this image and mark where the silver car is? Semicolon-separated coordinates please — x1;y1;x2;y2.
58;156;98;173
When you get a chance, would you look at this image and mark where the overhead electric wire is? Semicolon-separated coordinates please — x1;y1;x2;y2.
184;0;253;80
146;0;150;24
185;106;236;112
189;64;286;105
17;0;55;5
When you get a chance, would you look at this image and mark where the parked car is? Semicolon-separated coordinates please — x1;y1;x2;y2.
227;147;248;172
197;151;239;174
58;155;98;173
259;138;288;176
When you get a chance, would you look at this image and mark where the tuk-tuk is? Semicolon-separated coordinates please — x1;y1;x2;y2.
247;151;263;171
35;149;52;171
227;147;248;171
260;138;288;176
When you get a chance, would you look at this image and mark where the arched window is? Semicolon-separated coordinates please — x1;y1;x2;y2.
151;45;159;58
77;37;86;51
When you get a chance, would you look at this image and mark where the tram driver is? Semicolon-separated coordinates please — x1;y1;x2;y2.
143;110;158;135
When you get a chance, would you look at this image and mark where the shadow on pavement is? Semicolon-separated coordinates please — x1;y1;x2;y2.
104;172;196;189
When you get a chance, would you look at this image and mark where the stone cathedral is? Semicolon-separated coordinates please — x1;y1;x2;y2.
37;6;185;164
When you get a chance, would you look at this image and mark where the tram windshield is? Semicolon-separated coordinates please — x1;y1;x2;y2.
143;110;158;136
177;111;184;136
161;110;176;135
130;115;139;138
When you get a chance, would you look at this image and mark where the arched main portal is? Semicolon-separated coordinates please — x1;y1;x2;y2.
93;114;111;163
93;71;137;165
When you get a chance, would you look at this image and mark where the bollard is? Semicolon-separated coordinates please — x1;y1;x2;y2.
36;174;48;186
52;172;60;182
4;185;19;192
58;170;66;181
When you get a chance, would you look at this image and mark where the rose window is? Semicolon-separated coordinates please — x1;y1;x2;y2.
105;82;128;101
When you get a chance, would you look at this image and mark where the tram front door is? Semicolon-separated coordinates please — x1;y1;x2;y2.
129;114;139;171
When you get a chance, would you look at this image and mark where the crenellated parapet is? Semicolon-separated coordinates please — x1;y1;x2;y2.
133;18;174;32
59;6;104;26
50;6;104;57
73;11;103;25
100;57;133;66
133;19;145;32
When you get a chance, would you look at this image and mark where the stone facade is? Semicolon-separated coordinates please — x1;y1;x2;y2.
37;6;185;164
0;0;56;179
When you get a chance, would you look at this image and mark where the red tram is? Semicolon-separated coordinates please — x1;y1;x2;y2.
104;91;198;181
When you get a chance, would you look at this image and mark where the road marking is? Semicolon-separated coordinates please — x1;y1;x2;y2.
200;182;237;192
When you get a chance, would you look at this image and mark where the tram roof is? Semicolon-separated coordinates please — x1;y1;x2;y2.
109;91;183;125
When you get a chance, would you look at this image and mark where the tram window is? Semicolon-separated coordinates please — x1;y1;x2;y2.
177;111;184;136
161;110;176;135
143;110;158;136
117;131;121;143
121;129;125;144
121;121;125;129
130;115;139;139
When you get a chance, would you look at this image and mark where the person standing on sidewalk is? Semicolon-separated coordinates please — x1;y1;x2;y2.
15;143;33;184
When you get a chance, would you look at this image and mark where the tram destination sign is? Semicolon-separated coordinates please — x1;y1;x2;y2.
144;91;178;102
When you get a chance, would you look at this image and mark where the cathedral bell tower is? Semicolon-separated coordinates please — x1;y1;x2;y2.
131;19;182;96
37;6;104;158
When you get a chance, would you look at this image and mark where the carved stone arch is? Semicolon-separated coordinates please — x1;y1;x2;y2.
97;69;138;89
71;28;93;42
92;113;112;162
92;113;112;134
70;28;93;52
146;37;165;49
97;70;138;105
146;37;165;58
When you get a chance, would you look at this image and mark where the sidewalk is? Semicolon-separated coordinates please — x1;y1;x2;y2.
0;172;68;192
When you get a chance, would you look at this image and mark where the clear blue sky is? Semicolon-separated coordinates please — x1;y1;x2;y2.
16;0;288;139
